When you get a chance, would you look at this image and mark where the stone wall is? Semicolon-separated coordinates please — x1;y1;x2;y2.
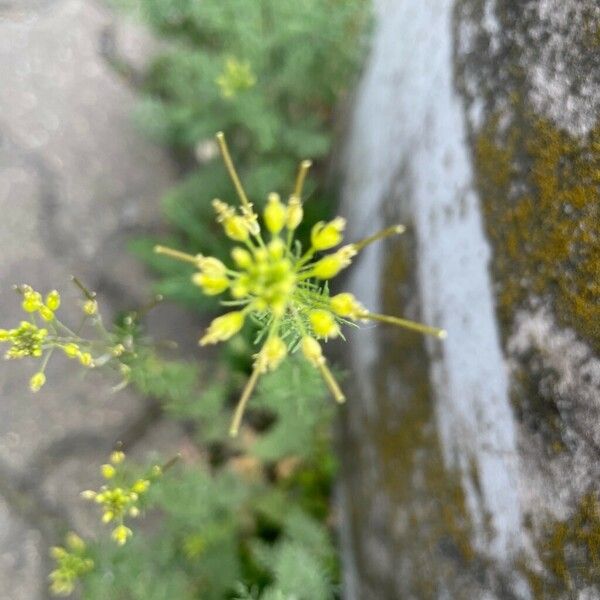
0;2;192;598
339;0;599;598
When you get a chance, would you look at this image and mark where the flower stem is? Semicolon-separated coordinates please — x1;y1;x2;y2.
362;312;447;338
293;159;312;198
318;362;346;403
154;245;199;265
216;131;251;209
352;224;406;252
229;363;261;437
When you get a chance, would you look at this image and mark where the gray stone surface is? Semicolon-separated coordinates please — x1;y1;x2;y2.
0;1;193;597
339;0;599;598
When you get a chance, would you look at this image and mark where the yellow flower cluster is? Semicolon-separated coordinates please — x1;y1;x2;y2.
0;282;132;393
49;532;94;596
155;132;447;436
216;57;257;99
80;450;162;546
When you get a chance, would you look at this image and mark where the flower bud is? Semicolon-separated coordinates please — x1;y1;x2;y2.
38;305;55;321
231;247;253;269
309;310;340;339
301;336;324;367
101;464;116;479
45;290;61;311
223;215;250;241
62;343;79;358
29;371;46;392
22;290;43;313
192;273;229;295
311;245;356;279
311;217;346;250
199;311;245;345
264;192;286;234
258;336;287;372
111;525;132;546
286;195;303;230
110;451;125;465
83;299;98;316
196;256;227;276
330;293;366;319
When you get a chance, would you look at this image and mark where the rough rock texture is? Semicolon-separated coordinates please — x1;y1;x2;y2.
0;2;192;598
339;0;599;598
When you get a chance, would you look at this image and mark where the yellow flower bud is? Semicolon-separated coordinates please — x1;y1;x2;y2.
286;195;303;230
111;344;125;357
258;336;287;372
330;293;366;319
102;511;114;523
129;506;140;518
110;451;125;465
132;479;150;494
301;336;325;367
22;290;43;313
38;305;55;321
311;217;346;250
83;299;98;316
267;238;285;259
192;273;230;295
62;343;80;358
231;247;253;269
101;464;116;479
199;311;245;345
311;245;356;279
65;532;86;552
0;329;11;341
223;215;250;241
264;192;286;234
78;352;94;367
29;372;46;392
45;290;61;311
111;525;132;546
309;309;340;339
196;256;227;276
50;546;67;560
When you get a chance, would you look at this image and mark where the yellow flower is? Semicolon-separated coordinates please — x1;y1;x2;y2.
192;272;230;295
311;217;346;250
78;352;93;367
200;311;245;345
29;372;46;392
311;245;357;279
257;336;287;372
110;451;125;465
101;464;116;479
46;290;61;311
286;196;303;230
22;287;43;313
62;343;80;358
264;193;286;234
330;293;365;319
111;525;132;546
154;132;447;435
82;299;98;316
216;57;256;99
301;336;324;367
309;309;340;339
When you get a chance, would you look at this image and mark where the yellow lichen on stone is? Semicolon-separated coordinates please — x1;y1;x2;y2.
475;111;600;349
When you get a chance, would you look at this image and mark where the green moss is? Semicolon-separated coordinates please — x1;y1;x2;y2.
346;234;481;596
522;493;600;598
474;111;600;350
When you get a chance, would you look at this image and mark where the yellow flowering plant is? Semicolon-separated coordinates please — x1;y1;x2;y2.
0;279;134;393
48;532;94;597
79;449;177;547
155;132;447;436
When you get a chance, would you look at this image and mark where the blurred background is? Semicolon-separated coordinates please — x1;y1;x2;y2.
0;0;598;599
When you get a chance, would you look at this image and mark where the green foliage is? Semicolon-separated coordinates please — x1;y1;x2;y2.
78;340;339;599
129;0;370;309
